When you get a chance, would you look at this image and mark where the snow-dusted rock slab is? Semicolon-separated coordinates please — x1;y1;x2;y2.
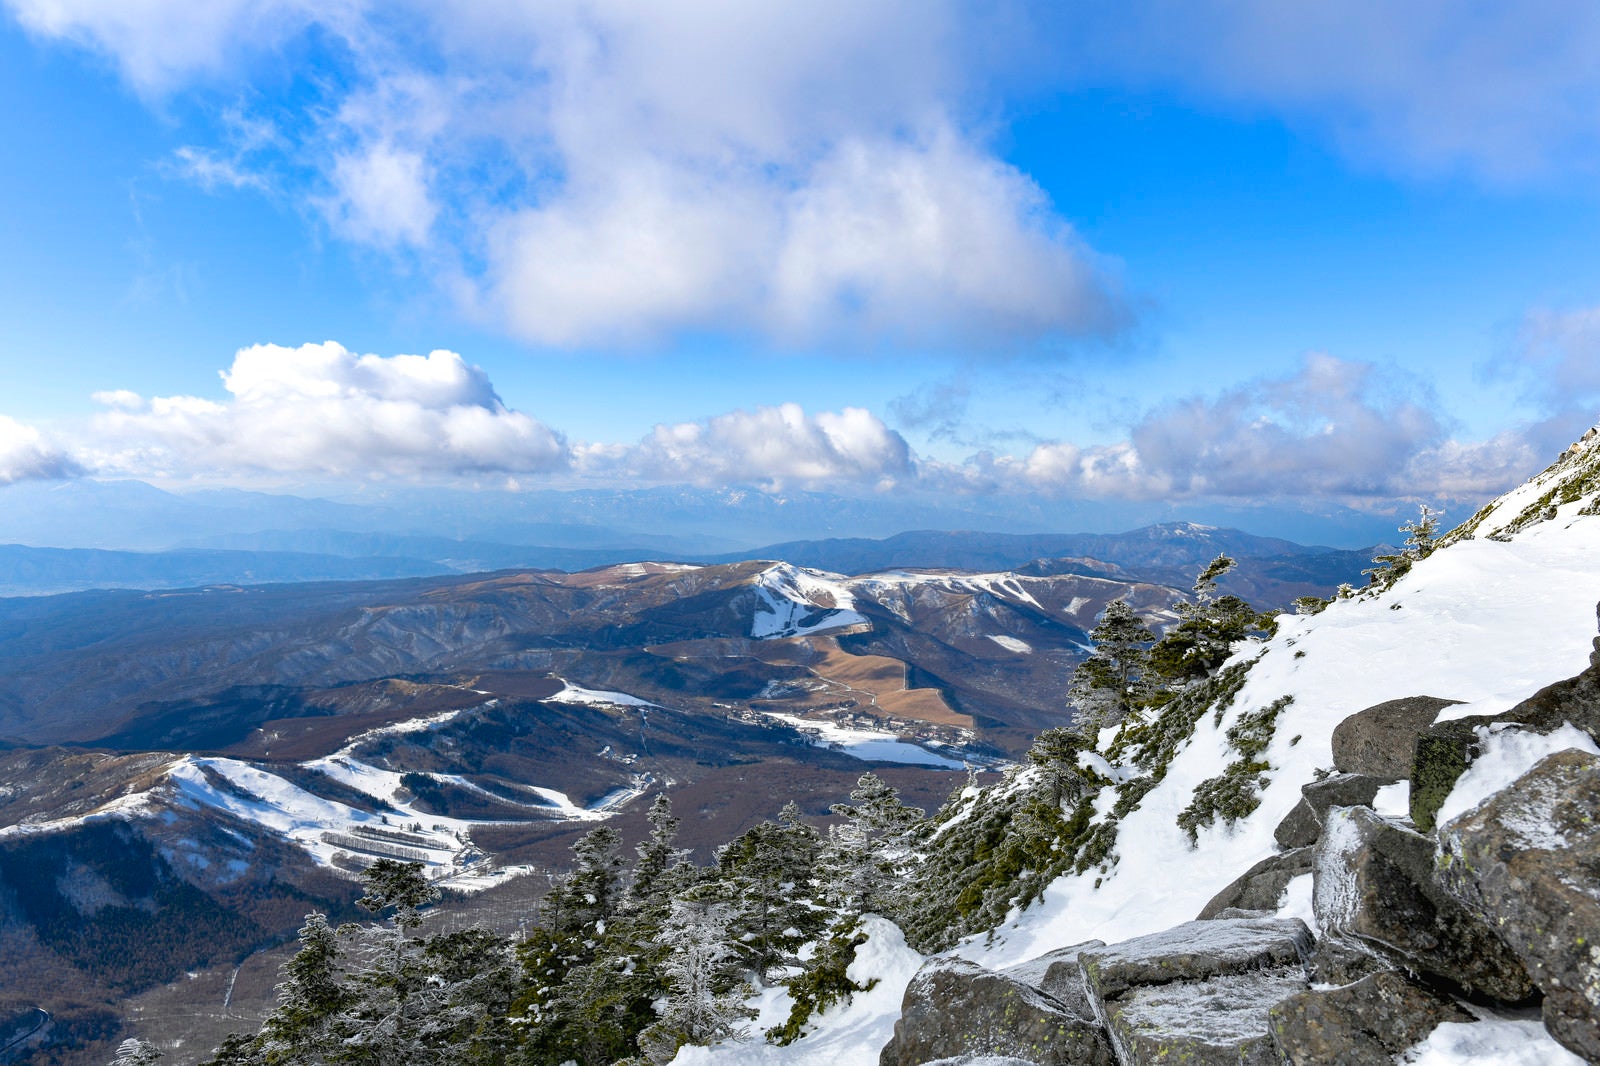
1267;970;1472;1064
1330;695;1462;779
878;958;1114;1066
1438;748;1600;1062
1314;805;1534;1002
1078;917;1311;1000
1077;918;1311;1066
1103;967;1308;1066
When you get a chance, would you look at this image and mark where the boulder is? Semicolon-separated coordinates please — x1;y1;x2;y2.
921;1058;1041;1066
1268;970;1474;1064
1000;940;1104;1020
1078;917;1312;1065
1331;696;1461;779
1274;772;1395;848
1314;805;1535;1003
1197;846;1314;919
1411;644;1600;831
879;957;1114;1066
1438;749;1600;1062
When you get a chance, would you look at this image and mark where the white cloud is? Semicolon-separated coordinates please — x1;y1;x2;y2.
7;0;1128;347
1011;354;1537;501
0;416;79;484
86;342;567;480
577;403;914;489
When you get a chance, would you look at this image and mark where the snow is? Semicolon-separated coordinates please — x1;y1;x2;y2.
1434;722;1599;830
1371;781;1411;819
948;512;1600;970
1402;1015;1585;1065
751;564;869;638
548;680;659;708
673;915;923;1066
762;712;968;769
987;635;1032;654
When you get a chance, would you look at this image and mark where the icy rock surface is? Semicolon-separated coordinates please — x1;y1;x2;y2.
998;940;1105;1020
1078;918;1311;1066
1274;771;1393;849
1313;805;1534;1002
1438;748;1600;1062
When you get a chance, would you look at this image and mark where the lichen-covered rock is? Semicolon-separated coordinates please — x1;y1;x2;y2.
1197;847;1314;919
1274;771;1396;848
1314;805;1535;1003
1411;649;1600;831
1331;695;1461;779
1000;940;1104;1020
1268;970;1474;1064
1078;918;1313;1065
879;958;1114;1066
1438;748;1600;1062
921;1057;1042;1066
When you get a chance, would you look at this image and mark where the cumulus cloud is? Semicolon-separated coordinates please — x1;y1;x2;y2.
86;342;567;479
1011;354;1537;501
0;416;80;484
8;0;1128;347
577;403;914;490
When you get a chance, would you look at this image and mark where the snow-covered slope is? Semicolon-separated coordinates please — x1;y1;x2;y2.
709;425;1600;1066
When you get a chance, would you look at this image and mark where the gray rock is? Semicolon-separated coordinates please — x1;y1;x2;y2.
1331;696;1462;779
921;1058;1042;1066
1078;918;1313;1065
879;958;1114;1066
1000;940;1104;1020
1438;749;1600;1062
1197;847;1314;919
1411;645;1600;831
1268;970;1474;1064
1272;798;1323;849
1314;805;1535;1003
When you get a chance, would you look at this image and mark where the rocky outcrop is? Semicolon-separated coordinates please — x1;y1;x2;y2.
1330;696;1461;779
1273;771;1392;848
1438;749;1600;1062
1197;846;1313;919
1079;918;1312;1065
1268;971;1473;1064
878;957;1115;1066
1314;804;1535;1003
1411;621;1600;831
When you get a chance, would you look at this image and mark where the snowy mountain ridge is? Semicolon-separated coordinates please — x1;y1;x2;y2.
690;423;1600;1065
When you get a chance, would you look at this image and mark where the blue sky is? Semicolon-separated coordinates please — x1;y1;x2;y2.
4;1;1600;534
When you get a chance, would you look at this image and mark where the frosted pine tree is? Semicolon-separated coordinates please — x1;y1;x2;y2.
636;897;754;1063
716;804;823;982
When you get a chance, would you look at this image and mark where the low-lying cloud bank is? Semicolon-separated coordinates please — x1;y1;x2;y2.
5;343;1570;511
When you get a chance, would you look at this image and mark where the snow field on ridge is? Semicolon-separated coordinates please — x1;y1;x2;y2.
966;516;1600;967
